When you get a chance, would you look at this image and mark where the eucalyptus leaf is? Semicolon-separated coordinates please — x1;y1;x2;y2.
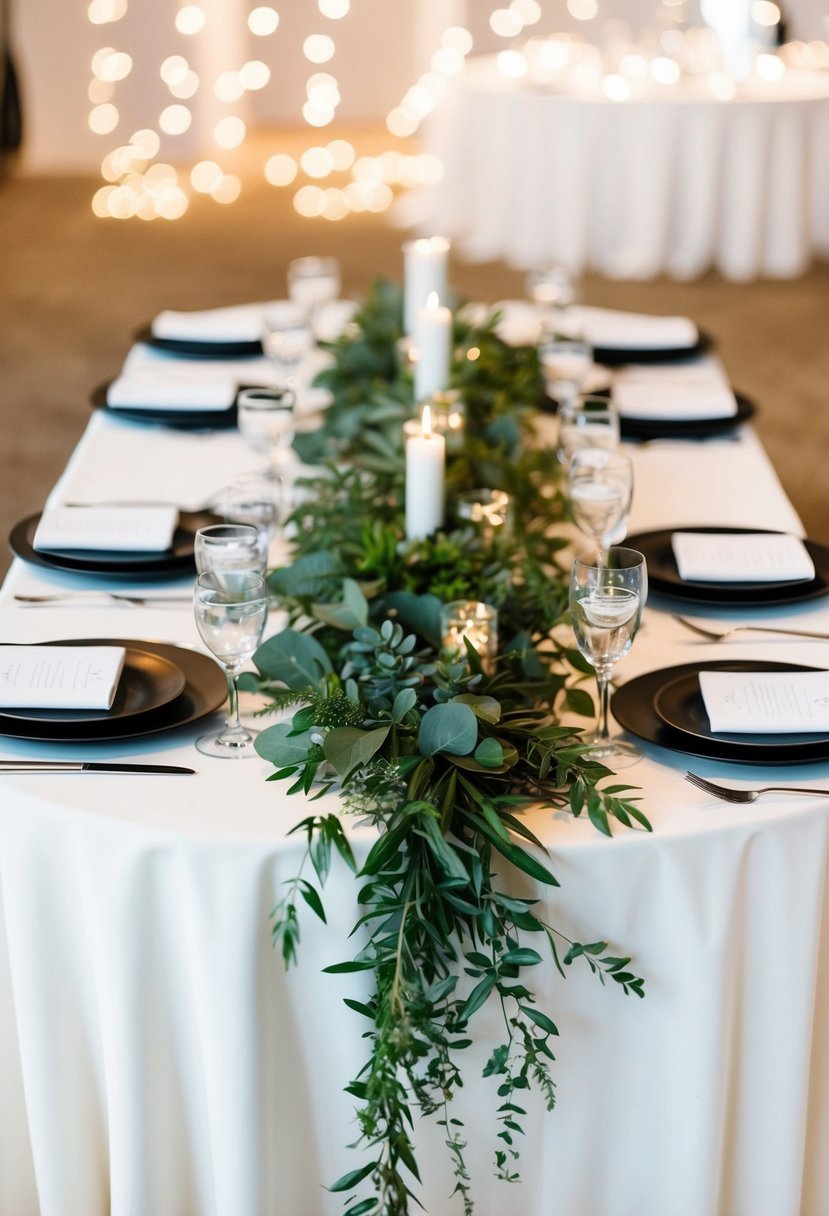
254;629;333;689
324;725;390;778
419;703;478;757
254;723;316;767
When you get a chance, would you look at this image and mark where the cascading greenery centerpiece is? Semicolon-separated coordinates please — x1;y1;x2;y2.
249;282;649;1216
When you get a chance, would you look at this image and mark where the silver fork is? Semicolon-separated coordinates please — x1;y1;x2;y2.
14;593;191;607
674;615;829;643
685;771;829;803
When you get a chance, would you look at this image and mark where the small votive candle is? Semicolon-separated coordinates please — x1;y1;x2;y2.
456;489;513;539
440;600;499;673
405;392;466;454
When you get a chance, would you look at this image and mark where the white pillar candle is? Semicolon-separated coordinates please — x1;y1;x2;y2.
414;292;453;402
405;404;445;542
402;236;450;336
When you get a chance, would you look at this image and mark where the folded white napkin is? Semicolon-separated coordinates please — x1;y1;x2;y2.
151;301;282;344
492;300;544;347
613;356;737;420
563;306;698;350
107;375;237;411
33;506;180;553
671;532;815;583
699;670;829;734
0;645;126;710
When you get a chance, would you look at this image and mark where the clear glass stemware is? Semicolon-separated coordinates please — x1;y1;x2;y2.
236;387;296;476
557;394;620;466
569;547;647;767
568;448;634;562
194;523;267;577
287;255;341;333
261;303;314;390
193;570;269;758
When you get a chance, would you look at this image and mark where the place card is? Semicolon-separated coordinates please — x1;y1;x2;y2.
613;356;737;420
699;670;829;734
107;376;237;411
33;506;179;553
0;646;126;710
671;533;815;583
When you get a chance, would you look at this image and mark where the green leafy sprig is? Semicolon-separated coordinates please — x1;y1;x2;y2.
252;281;648;1215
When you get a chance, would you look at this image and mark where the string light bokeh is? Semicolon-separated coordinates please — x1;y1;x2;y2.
87;0;829;222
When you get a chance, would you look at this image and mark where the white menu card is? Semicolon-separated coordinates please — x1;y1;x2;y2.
0;646;126;710
671;533;815;583
699;670;829;734
33;506;179;553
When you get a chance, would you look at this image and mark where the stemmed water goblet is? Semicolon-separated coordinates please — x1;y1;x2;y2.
526;263;578;339
222;472;282;545
557;394;620;466
287;256;341;335
193;570;269;758
569;547;647;767
194;523;267;577
539;337;593;410
236;387;296;478
261;303;314;390
568;448;633;563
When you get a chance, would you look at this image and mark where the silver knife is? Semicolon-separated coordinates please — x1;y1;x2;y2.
0;761;195;774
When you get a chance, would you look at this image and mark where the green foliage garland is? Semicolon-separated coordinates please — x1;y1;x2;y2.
250;281;648;1216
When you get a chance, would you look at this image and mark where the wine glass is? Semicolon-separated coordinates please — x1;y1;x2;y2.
222;471;282;544
557;394;620;466
569;548;646;766
287;256;341;334
261;303;314;389
193;570;269;758
236;388;295;475
194;523;267;576
522;262;573;318
568;448;633;562
539;337;593;409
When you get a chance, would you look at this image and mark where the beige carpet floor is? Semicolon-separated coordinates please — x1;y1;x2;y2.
1;145;828;578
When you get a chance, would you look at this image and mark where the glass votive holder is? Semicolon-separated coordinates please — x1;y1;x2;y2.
455;488;512;536
440;600;499;673
427;390;466;452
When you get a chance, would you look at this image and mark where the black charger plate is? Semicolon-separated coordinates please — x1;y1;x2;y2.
626;526;829;607
135;325;262;359
0;639;225;742
0;646;185;726
611;660;829;765
592;329;712;367
619;391;755;442
9;509;220;580
90;381;244;430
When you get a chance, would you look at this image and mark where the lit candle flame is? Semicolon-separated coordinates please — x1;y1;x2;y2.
421;403;433;437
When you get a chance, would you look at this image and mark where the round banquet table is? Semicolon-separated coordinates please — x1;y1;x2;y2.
419;56;829;281
3;379;829;1214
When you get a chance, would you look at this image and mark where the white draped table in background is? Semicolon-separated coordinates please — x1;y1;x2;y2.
417;56;829;280
3;404;829;1215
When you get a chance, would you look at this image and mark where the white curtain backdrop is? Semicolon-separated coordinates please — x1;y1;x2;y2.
11;0;828;172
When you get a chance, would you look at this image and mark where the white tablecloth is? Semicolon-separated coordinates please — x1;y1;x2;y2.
3;406;829;1215
417;57;829;280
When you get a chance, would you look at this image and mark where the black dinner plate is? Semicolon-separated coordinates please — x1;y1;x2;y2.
9;509;221;580
619;391;755;442
625;526;829;607
0;639;226;742
90;380;248;430
653;668;829;752
0;646;185;725
592;329;712;367
135;324;263;359
611;660;829;765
